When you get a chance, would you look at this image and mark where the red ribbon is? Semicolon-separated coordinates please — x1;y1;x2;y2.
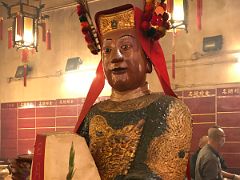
74;61;105;132
196;0;202;30
0;18;3;40
32;134;47;180
46;30;51;50
8;28;13;49
135;7;176;97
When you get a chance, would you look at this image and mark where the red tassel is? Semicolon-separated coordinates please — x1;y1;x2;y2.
167;0;173;13
172;30;176;79
22;48;29;63
23;64;27;87
8;28;13;49
46;29;51;50
0;17;3;40
196;0;202;30
42;22;46;42
172;53;175;79
16;14;23;36
185;159;191;180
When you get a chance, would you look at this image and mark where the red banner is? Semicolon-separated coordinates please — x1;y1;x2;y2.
32;134;46;180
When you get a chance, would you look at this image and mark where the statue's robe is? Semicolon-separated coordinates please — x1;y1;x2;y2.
77;93;192;180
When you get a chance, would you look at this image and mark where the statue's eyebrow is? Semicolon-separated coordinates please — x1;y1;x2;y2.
119;35;135;39
102;39;112;44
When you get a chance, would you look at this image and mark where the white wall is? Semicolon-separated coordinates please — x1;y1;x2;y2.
0;0;240;103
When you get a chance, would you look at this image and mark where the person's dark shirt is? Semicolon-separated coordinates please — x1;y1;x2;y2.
192;145;227;179
190;148;201;178
193;144;227;180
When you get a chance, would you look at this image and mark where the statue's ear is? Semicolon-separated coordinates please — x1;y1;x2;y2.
146;58;152;73
143;51;152;73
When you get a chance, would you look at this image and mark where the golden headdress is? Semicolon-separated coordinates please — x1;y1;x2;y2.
76;0;170;54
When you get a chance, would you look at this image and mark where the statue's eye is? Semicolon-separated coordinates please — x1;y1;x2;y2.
121;44;131;51
104;47;111;54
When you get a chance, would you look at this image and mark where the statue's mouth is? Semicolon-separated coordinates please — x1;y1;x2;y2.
111;67;127;74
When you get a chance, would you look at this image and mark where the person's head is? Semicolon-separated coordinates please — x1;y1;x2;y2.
208;126;226;149
198;135;208;148
96;6;152;91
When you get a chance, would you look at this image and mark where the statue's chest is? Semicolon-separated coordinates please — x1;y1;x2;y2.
87;107;168;179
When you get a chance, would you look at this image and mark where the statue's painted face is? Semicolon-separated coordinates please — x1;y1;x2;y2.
101;28;150;92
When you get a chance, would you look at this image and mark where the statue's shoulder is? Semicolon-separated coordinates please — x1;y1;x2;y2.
146;94;192;180
152;93;191;117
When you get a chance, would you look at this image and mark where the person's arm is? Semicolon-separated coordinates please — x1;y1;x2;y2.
222;171;235;179
222;171;240;180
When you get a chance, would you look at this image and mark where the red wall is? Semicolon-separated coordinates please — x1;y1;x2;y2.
181;87;240;174
1;96;108;158
1;87;240;173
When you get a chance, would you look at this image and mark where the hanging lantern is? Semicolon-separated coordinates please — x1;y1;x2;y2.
167;0;188;80
168;0;188;32
14;15;37;50
2;0;46;51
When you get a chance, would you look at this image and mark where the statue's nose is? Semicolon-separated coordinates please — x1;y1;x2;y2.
111;49;123;63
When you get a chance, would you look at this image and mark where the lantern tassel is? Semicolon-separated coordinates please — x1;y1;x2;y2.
196;0;202;30
167;0;173;13
8;28;13;49
22;48;29;63
42;22;46;42
16;14;23;36
23;64;27;87
46;29;51;50
31;48;36;55
0;17;3;40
